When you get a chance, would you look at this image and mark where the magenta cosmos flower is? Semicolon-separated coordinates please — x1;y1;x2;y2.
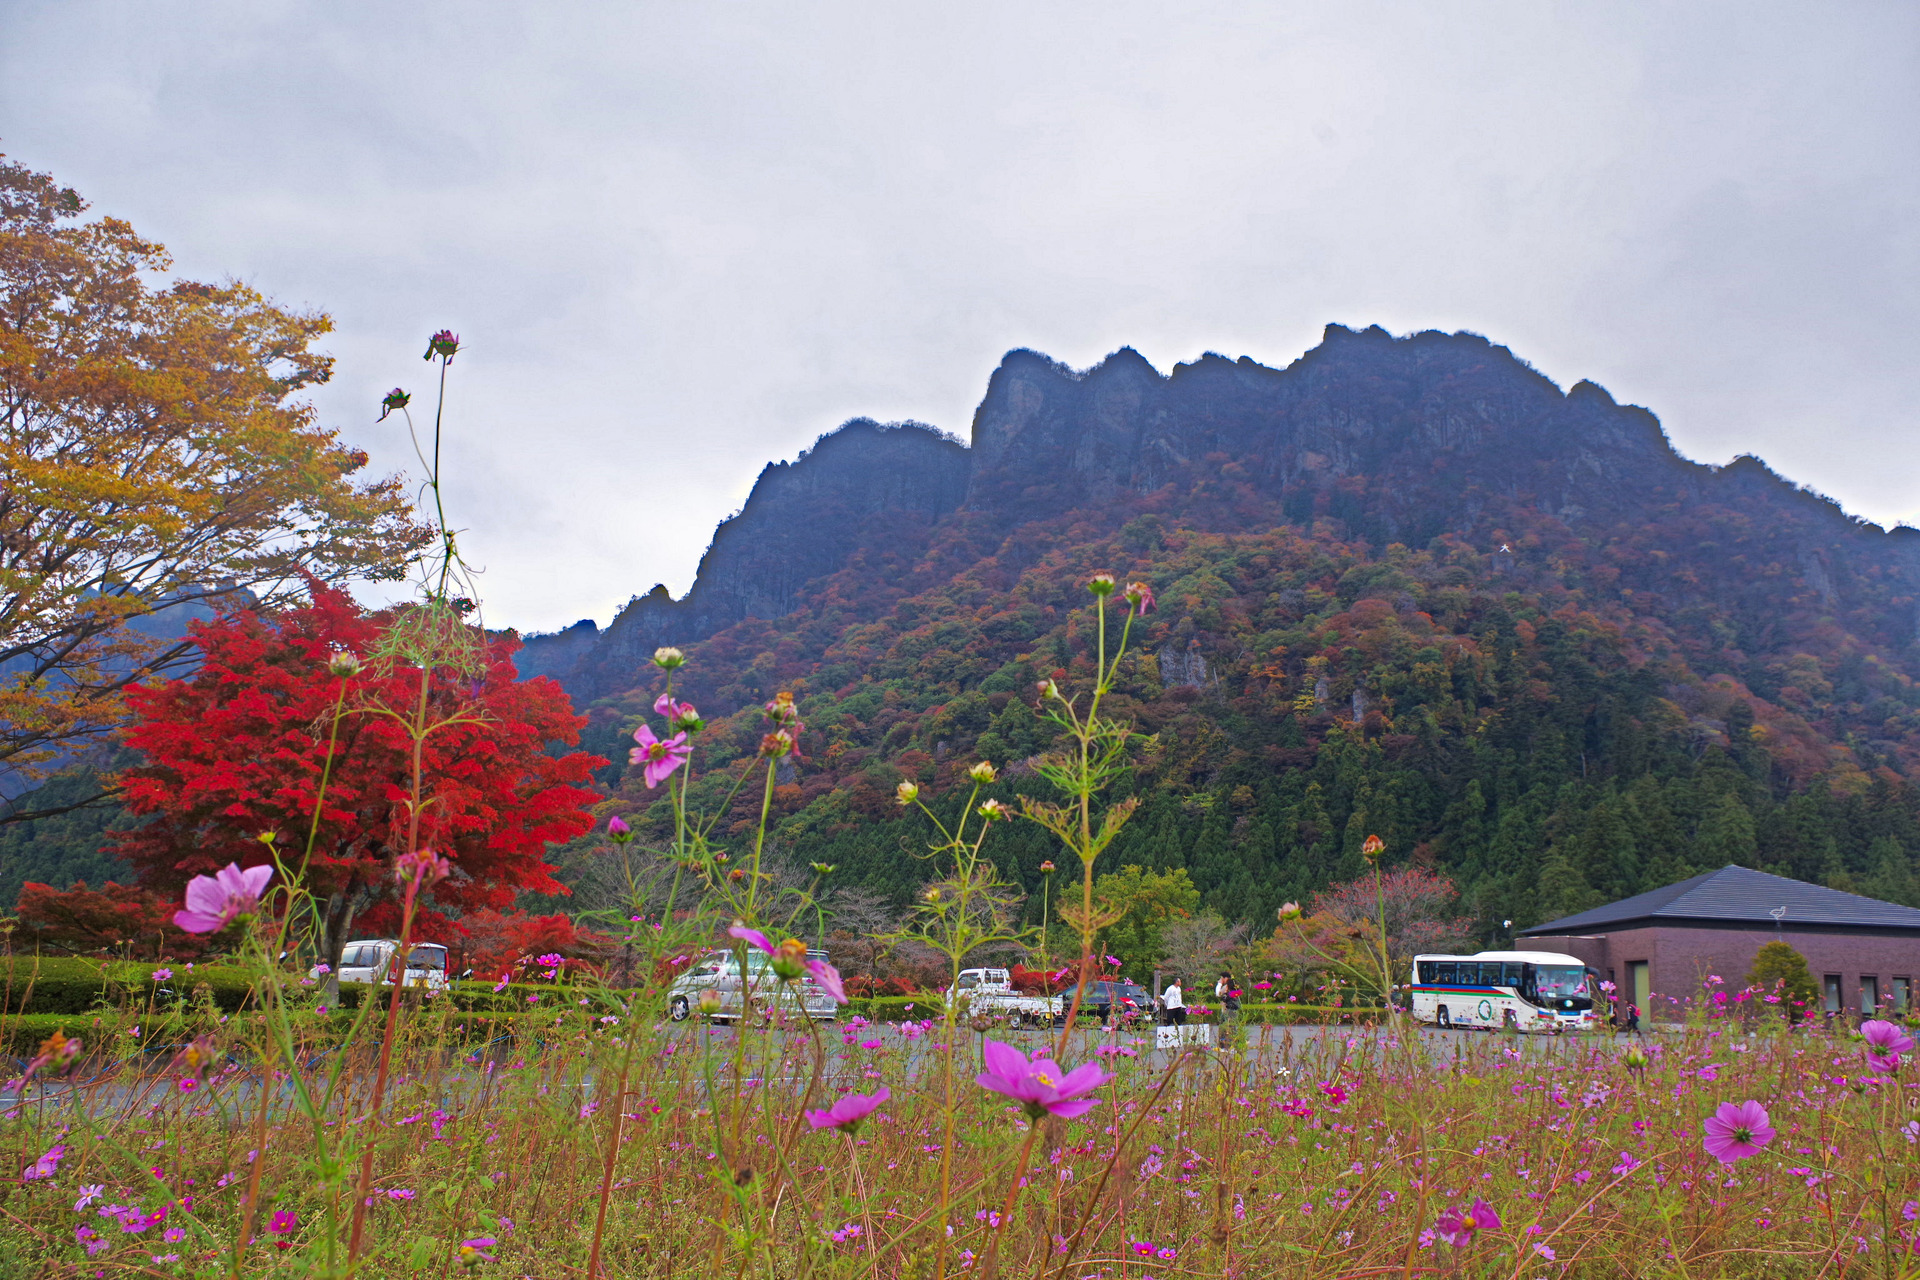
1703;1100;1776;1164
630;724;690;788
1863;1020;1917;1074
22;1144;66;1181
807;1086;890;1134
172;862;274;934
1434;1197;1501;1248
976;1040;1106;1119
457;1236;497;1266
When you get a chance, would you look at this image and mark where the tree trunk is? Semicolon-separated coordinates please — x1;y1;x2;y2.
319;889;359;1006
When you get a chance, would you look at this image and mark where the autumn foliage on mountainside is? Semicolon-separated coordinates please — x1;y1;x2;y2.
0;155;427;804
109;581;603;968
563;487;1920;943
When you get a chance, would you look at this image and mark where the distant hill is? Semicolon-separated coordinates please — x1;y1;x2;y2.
520;324;1920;937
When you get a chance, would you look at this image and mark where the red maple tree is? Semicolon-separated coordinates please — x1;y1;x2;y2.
14;879;217;960
112;581;605;974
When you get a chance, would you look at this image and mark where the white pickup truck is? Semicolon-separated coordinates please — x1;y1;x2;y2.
947;967;1061;1026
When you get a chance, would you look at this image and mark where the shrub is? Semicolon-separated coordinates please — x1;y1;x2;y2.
1747;941;1820;1018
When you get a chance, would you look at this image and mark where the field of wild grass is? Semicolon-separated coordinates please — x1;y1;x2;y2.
7;1001;1920;1280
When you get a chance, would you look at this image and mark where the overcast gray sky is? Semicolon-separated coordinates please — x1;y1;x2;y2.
5;2;1916;632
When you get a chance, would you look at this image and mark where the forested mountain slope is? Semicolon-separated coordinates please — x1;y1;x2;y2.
528;325;1920;937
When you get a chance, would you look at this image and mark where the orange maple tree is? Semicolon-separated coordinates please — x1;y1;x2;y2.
0;155;427;810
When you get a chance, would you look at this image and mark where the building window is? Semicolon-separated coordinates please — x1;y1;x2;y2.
1896;978;1912;1015
1824;974;1843;1015
1860;976;1881;1016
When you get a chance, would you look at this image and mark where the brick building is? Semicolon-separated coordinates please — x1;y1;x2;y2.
1518;865;1920;1022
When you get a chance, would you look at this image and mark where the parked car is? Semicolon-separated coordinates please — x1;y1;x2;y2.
946;967;1062;1026
313;939;450;991
1063;978;1152;1026
666;947;839;1023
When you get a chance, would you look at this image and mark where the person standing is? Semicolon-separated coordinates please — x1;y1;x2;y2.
1163;976;1187;1027
1624;1002;1641;1035
1216;970;1241;1023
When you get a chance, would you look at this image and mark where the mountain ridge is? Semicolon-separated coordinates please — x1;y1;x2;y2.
521;323;1917;702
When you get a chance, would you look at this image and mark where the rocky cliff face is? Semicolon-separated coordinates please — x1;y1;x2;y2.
523;324;1920;701
523;418;970;695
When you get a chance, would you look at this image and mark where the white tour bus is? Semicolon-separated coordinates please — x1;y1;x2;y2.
1409;950;1599;1033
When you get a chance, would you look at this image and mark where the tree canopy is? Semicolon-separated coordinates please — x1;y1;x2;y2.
0;155;428;808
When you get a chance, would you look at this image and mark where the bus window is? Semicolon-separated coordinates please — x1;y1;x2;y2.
1433;962;1456;984
1416;962;1434;984
1477;963;1503;986
1503;963;1524;988
1527;964;1590;1006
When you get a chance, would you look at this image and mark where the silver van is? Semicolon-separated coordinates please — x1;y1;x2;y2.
313;939;450;991
666;948;838;1023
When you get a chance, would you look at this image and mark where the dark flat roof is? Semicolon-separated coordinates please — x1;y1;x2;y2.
1519;864;1920;935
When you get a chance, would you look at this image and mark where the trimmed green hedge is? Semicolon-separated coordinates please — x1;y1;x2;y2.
1;956;259;1016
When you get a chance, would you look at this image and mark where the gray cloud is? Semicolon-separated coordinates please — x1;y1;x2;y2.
4;1;1915;630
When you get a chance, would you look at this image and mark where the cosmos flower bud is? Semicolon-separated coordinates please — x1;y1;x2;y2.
978;798;1009;821
1278;902;1302;921
895;781;920;805
652;647;685;669
772;938;809;981
1087;573;1117;596
396;848;452;889
423;329;460;361
698;989;724;1013
1125;581;1156;614
1039;860;1055;874
811;862;836;875
758;729;797;758
607;816;633;843
328;650;362;678
378;388;411;421
968;761;998;784
1362;834;1386;864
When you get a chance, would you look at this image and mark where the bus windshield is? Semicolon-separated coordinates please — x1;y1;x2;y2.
1527;965;1589;1004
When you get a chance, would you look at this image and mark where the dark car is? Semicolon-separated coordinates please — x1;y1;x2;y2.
1067;979;1152;1026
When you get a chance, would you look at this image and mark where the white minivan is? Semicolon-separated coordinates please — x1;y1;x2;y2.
314;939;451;991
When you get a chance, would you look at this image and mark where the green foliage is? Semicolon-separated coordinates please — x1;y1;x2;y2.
0;767;132;910
1746;940;1820;1014
1;955;257;1014
1093;864;1199;976
589;519;1920;940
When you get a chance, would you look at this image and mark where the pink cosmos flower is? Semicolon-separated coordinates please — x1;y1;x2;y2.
1863;1020;1916;1074
975;1040;1106;1120
172;862;274;933
267;1210;298;1234
1703;1100;1776;1164
1434;1198;1501;1248
807;1086;890;1133
23;1144;66;1180
805;958;848;1004
458;1236;498;1266
727;924;775;955
630;724;691;788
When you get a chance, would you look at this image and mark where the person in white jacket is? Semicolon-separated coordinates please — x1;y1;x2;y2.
1162;977;1186;1026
